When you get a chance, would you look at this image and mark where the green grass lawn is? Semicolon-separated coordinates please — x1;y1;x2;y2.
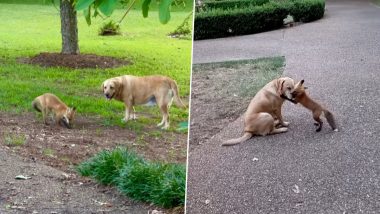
0;3;192;130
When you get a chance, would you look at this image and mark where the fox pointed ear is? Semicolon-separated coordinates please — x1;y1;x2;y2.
300;79;305;85
72;106;76;111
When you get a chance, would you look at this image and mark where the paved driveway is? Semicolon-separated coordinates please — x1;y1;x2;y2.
187;0;380;213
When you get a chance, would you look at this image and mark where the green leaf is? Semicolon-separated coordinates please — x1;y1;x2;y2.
98;0;117;16
142;0;152;18
75;0;95;11
92;0;102;9
94;9;99;18
83;7;91;25
159;0;172;24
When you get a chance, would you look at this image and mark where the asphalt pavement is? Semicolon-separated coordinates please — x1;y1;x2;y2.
187;0;380;213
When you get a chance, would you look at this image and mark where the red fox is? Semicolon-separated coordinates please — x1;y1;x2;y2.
289;80;338;132
32;93;76;129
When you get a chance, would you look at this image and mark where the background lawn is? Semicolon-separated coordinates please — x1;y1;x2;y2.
0;2;193;130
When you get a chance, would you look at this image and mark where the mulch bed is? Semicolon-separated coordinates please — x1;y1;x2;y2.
19;52;130;69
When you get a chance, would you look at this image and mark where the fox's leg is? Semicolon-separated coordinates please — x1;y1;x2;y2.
42;108;49;125
54;114;61;128
313;111;323;132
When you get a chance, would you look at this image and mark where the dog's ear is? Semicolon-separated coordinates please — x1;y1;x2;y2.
113;79;123;93
277;78;285;95
113;80;119;89
101;82;105;92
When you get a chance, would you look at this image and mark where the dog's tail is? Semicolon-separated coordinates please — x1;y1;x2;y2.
32;99;41;112
323;109;338;131
222;132;253;146
169;80;187;109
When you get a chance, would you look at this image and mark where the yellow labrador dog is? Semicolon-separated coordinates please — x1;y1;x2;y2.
102;75;186;129
222;77;295;146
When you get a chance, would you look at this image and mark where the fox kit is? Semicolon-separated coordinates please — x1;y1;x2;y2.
32;93;76;129
288;80;338;132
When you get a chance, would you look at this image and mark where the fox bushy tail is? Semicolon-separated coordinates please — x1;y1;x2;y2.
323;109;338;131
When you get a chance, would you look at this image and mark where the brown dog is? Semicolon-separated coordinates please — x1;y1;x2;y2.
222;77;295;146
102;75;186;129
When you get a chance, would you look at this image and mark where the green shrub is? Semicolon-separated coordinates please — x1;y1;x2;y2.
77;147;143;185
195;1;291;40
290;0;325;22
98;20;121;36
169;12;193;39
77;147;186;208
194;0;325;40
117;163;186;208
202;0;269;11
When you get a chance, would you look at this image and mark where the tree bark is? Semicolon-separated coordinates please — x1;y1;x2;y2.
60;0;79;54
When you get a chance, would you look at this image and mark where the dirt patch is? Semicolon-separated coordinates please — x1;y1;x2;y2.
189;58;284;150
0;112;186;213
0;112;187;174
19;52;130;69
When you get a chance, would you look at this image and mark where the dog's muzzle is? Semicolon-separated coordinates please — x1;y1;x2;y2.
281;93;298;104
105;93;114;100
283;90;292;99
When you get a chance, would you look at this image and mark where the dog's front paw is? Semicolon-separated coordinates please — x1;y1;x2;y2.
161;125;169;130
281;121;290;127
131;114;138;120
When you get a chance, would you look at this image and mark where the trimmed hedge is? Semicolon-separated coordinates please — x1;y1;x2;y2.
195;1;291;40
194;0;325;40
202;0;269;11
291;0;325;22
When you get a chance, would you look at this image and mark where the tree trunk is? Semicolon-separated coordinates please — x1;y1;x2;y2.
60;0;79;54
